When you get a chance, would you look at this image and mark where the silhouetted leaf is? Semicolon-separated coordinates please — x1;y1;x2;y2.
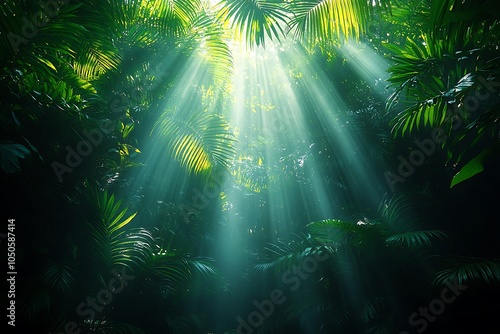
0;142;30;173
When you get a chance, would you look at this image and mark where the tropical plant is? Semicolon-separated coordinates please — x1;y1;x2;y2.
17;187;225;333
251;194;450;333
384;0;500;186
216;0;392;48
0;0;237;184
152;108;237;176
433;255;500;287
3;0;500;333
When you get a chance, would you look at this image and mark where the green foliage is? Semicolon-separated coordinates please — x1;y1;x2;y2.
287;0;391;44
216;0;392;48
434;256;500;286
83;189;153;271
217;0;289;47
385;230;449;248
450;142;500;187
254;234;332;274
306;216;449;250
0;142;31;173
80;320;151;334
3;0;500;332
39;260;77;295
24;289;53;322
252;195;450;332
384;0;500;188
190;11;234;88
152;109;237;175
385;1;499;121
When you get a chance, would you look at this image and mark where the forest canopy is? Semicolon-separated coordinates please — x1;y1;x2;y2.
1;0;500;333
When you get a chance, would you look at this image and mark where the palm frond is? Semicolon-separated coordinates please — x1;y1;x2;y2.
0;1;85;61
0;141;31;173
139;0;201;37
152;109;237;175
83;320;149;334
217;0;289;48
73;40;123;81
24;288;52;321
362;297;390;323
385;230;449;248
306;219;384;248
255;242;334;274
378;194;451;247
284;290;333;319
362;297;399;334
385;0;500;138
83;189;155;271
164;313;208;333
433;256;500;286
188;257;221;277
254;234;309;270
145;255;192;293
39;260;77;295
139;253;223;296
190;10;234;89
378;193;434;232
287;0;391;44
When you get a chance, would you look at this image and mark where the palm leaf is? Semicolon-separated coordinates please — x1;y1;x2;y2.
361;297;398;334
84;189;155;270
433;256;500;286
0;1;85;60
39;260;77;295
385;230;449;248
139;0;200;37
139;253;223;297
287;0;391;44
379;193;436;229
82;320;149;334
0;142;31;173
72;39;123;81
152;109;237;175
164;313;208;333
254;235;333;273
378;193;451;248
307;219;384;247
362;297;389;321
288;0;364;43
188;257;221;277
217;0;289;47
386;0;500;140
24;288;52;321
189;10;234;89
284;290;333;319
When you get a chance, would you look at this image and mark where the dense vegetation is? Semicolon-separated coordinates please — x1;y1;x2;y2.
1;0;500;333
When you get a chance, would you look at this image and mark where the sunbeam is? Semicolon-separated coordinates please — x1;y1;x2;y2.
9;1;499;332
219;38;391;235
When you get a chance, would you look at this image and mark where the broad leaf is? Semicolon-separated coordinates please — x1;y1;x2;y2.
0;142;31;173
450;144;500;188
